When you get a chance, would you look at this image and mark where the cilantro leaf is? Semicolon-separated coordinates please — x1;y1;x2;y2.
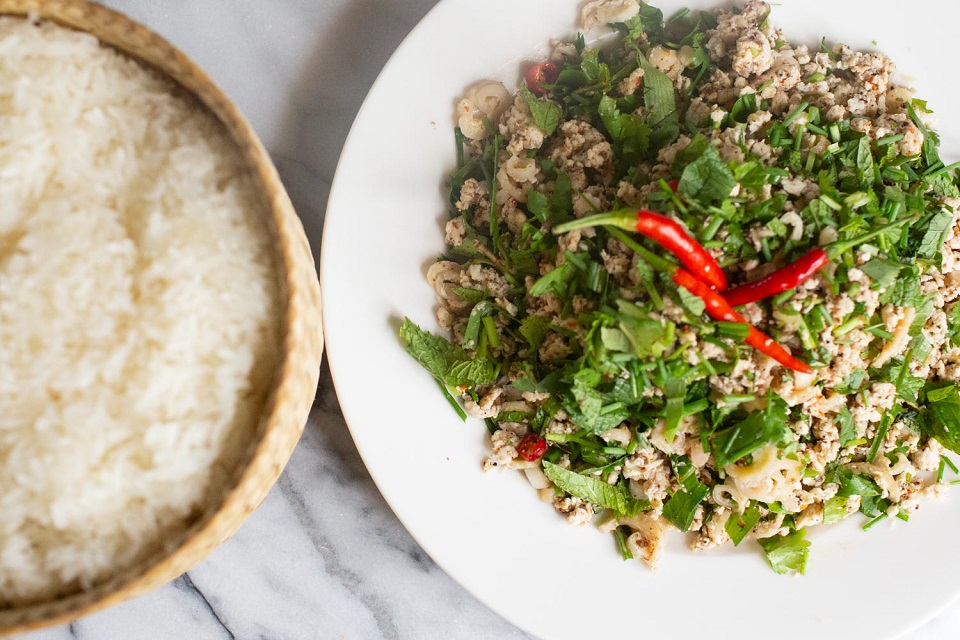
661;456;709;532
580;48;609;85
873;355;924;404
598;95;650;166
821;495;853;525
529;262;575;297
725;503;762;546
399;318;498;387
710;397;791;468
519;85;563;137
662;484;709;532
758;528;811;575
678;145;736;204
834;467;881;499
837;406;856;447
542;461;649;516
835;370;866;395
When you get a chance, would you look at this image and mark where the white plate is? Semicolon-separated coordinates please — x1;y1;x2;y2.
321;1;960;638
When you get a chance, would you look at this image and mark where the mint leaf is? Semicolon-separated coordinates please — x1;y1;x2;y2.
399;318;498;387
917;208;954;260
710;397;791;468
616;300;675;358
566;371;631;433
542;461;649;516
637;52;679;147
519;85;562;137
525;188;551;224
873;355;924;403
879;271;922;307
919;382;960;454
758;528;811;575
855;136;875;187
451;287;487;304
677;285;706;316
678;145;735;203
860;258;902;289
519;314;551;352
835;369;866;395
600;327;633;353
927;172;960;198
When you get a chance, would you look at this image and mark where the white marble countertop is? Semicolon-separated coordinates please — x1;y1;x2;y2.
14;1;960;638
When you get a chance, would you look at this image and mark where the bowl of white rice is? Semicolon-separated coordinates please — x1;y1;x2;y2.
0;0;323;633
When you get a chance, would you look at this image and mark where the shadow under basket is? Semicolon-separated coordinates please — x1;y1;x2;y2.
0;0;324;634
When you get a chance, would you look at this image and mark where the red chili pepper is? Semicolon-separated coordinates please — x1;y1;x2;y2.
636;212;727;290
517;433;547;461
554;209;728;291
524;62;559;96
673;269;813;374
724;247;828;307
666;179;679;192
724;216;918;306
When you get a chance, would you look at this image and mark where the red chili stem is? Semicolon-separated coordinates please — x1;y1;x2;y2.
673;269;813;374
553;209;727;291
724;247;828;307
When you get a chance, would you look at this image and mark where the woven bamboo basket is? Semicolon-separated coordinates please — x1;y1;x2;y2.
0;0;323;634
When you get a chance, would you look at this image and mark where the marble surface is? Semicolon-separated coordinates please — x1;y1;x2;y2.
12;1;960;638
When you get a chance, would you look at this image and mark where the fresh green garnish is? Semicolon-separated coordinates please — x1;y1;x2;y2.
662;456;709;531
399;318;498;387
710;397;791;468
725;503;763;546
542;461;649;516
758;529;811;575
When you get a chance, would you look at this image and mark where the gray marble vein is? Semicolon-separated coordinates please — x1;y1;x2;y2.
10;0;960;639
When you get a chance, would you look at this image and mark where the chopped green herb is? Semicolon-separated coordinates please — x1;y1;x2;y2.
758;528;811;575
542;461;649;516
